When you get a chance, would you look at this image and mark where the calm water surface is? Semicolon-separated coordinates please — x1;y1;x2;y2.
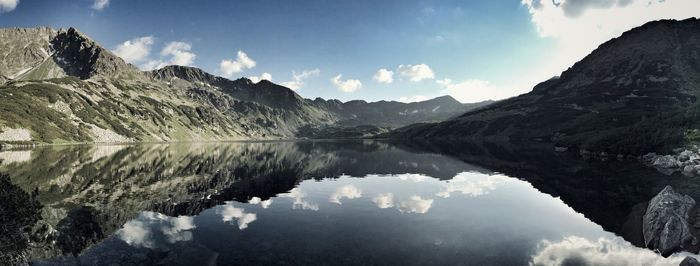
0;141;695;265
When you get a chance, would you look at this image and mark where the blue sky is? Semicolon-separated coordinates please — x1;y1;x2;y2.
1;0;698;102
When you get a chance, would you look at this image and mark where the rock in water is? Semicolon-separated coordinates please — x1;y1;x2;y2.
680;257;700;266
643;186;697;257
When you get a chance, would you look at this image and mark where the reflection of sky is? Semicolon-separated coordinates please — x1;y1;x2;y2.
100;170;680;265
436;172;511;198
531;235;699;266
329;184;362;204
117;211;196;249
279;188;319;211
216;203;258;230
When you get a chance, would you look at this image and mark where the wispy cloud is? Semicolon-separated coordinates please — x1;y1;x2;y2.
91;0;109;11
281;68;320;90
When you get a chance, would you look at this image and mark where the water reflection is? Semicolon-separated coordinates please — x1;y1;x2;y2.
118;212;196;249
216;204;257;230
0;140;697;265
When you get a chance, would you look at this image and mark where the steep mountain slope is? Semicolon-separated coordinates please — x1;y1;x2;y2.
0;28;316;143
392;18;700;154
0;26;489;144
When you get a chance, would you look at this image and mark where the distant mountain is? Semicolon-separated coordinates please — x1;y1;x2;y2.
391;18;700;154
313;95;493;128
0;27;487;144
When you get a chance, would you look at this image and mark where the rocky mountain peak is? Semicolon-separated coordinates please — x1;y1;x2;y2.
148;65;222;84
50;27;137;79
0;26;137;84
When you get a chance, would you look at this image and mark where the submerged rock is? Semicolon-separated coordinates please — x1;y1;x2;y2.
643;186;697;257
681;257;700;266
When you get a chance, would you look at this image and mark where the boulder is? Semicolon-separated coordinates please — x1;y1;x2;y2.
684;165;696;174
643;186;697;257
554;146;568;152
680;257;700;266
643;153;658;163
653;155;679;169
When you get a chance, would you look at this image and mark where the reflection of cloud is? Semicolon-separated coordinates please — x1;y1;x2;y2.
373;193;395;209
398;196;433;214
280;188;319;211
117;211;196;249
437;173;511;198
531;236;693;266
249;197;273;208
217;204;257;230
396;173;430;182
0;150;32;165
329;184;362;204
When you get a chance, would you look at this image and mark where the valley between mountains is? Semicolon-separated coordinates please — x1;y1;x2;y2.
3;18;700;156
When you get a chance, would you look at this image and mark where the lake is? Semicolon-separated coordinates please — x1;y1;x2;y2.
0;140;696;265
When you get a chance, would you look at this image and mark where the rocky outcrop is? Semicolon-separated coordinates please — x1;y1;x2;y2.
643;147;700;176
681;257;700;266
643;186;697;257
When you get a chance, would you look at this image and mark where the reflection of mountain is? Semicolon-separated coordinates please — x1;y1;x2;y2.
0;141;483;259
2;140;685;261
394;139;698;248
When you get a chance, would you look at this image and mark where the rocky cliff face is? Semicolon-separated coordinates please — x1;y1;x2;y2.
392;18;700;154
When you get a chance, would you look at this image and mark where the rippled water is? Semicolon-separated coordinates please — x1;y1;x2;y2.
0;141;695;265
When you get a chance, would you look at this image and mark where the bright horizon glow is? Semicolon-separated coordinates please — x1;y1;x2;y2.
0;0;698;103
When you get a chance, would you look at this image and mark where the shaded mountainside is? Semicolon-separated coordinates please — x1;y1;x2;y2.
0;27;487;144
392;18;700;154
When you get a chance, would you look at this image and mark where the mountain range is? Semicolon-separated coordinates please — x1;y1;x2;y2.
391;18;700;154
0;27;489;143
3;18;700;154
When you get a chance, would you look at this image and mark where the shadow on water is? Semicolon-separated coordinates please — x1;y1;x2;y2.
0;139;693;263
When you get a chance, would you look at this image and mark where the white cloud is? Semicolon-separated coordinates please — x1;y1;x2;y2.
397;95;430;103
329;184;362;204
397;64;435;82
219;50;256;78
436;173;511;198
114;37;197;70
217;204;257;230
520;0;700;91
437;78;515;103
373;68;394;84
398;196;433;214
0;0;18;13
113;36;155;64
531;235;696;266
161;41;196;66
91;0;109;11
372;193;395;209
331;74;362;93
248;72;272;83
280;69;320;90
